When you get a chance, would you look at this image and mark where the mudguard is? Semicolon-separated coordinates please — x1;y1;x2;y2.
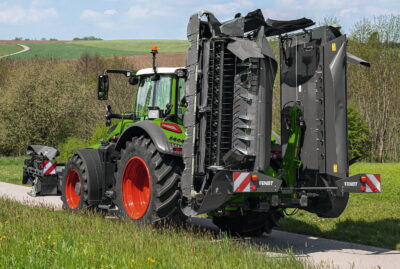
72;148;105;204
115;120;172;154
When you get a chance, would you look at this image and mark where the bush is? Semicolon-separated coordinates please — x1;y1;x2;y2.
347;105;372;161
56;124;109;162
0;54;134;156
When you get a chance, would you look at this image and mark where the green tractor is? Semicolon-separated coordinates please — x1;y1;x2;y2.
23;9;380;236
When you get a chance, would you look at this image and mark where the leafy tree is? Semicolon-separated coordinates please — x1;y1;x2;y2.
319;16;340;27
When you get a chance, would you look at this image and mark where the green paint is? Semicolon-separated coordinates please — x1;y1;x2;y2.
282;106;303;188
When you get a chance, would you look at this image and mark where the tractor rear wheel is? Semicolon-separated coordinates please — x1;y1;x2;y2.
61;155;90;211
212;209;283;237
115;135;187;225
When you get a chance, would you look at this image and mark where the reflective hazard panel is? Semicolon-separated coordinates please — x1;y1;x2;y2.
233;172;251;192
41;160;57;175
364;174;381;193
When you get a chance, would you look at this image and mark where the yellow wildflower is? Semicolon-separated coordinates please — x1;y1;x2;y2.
147;257;156;263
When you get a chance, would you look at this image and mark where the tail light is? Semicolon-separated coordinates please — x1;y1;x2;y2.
161;122;182;133
360;176;367;183
251;185;257;191
360;185;366;192
251;174;258;182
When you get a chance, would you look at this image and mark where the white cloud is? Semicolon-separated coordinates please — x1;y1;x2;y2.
104;9;118;16
127;5;149;18
0;6;57;24
338;8;358;17
80;9;119;30
80;9;103;21
207;0;254;15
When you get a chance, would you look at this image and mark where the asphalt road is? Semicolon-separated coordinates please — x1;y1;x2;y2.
0;181;399;269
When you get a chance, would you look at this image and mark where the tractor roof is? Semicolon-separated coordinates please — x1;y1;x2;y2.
136;67;185;76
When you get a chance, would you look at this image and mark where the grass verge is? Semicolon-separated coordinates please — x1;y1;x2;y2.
9;40;188;60
279;163;400;250
1;158;398;250
0;44;22;56
0;156;25;185
0;198;309;268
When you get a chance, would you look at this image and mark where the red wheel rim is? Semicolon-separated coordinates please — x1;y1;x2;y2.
65;169;81;209
122;156;152;219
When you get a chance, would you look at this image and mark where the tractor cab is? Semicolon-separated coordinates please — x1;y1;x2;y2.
134;67;187;121
96;46;187;144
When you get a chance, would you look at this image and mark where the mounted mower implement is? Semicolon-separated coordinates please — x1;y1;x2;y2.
22;9;380;236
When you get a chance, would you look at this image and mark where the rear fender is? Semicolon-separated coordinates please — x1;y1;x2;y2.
115;120;174;154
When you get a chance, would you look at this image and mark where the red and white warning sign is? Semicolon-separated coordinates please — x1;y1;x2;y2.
41;160;57;175
364;174;381;193
233;172;251;192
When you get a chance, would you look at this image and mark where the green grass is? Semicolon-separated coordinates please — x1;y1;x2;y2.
1;158;398;250
0;44;22;56
9;40;188;60
0;156;25;185
279;163;400;250
0;198;309;269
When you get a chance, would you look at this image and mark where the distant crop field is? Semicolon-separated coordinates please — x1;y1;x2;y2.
0;44;22;56
8;40;188;60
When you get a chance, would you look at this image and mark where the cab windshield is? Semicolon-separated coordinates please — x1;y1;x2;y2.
135;75;172;118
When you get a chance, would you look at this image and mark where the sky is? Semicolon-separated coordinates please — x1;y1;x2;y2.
0;0;399;40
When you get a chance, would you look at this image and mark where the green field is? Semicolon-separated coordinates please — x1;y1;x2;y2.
279;163;400;250
0;44;22;56
0;198;307;268
1;158;398;250
8;40;188;60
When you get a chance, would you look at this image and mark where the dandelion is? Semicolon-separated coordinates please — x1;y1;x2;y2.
147;257;156;263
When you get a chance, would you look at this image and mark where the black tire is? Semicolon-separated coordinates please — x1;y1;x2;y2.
212;209;283;237
61;154;90;211
114;135;187;225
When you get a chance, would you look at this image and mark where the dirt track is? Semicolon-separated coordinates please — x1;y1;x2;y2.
0;181;399;269
0;44;30;59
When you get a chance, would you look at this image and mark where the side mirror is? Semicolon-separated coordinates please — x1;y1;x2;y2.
129;76;139;85
98;75;109;100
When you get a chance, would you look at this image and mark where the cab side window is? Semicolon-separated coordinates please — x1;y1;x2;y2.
177;78;186;119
